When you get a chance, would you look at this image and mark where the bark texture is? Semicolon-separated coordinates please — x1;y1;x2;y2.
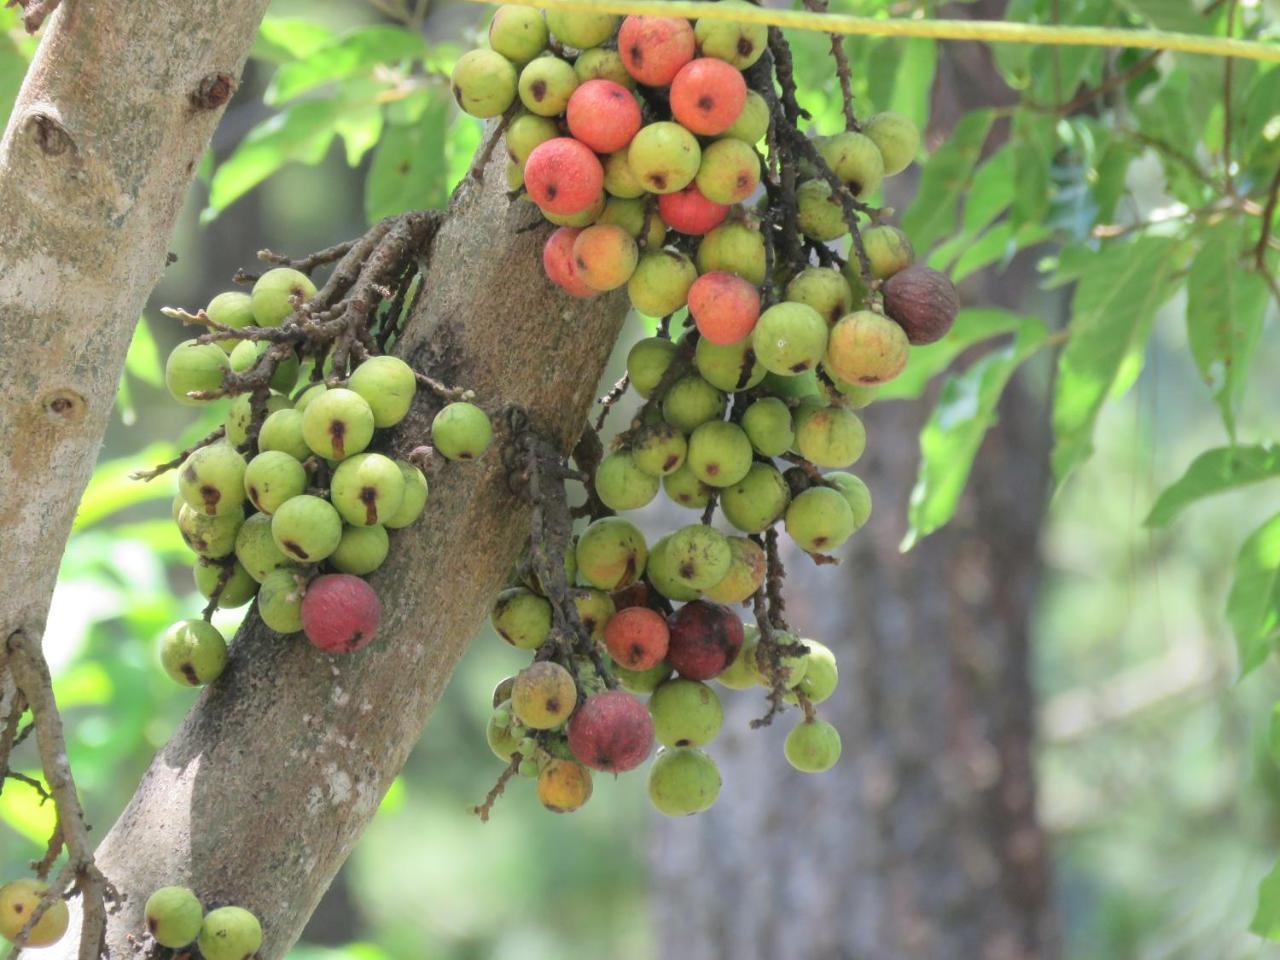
50;151;630;958
0;0;270;649
650;9;1059;958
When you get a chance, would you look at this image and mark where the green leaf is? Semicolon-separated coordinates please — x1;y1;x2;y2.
265;26;427;106
252;17;339;64
900;109;995;253
1268;702;1280;769
1009;111;1055;228
336;104;385;167
125;317;163;388
902;317;1048;549
1050;236;1180;486
1241;65;1280;168
203;99;342;220
73;444;182;532
1145;444;1280;527
1113;0;1207;35
0;16;35;131
1185;219;1270;437
949;221;1051;284
1252;857;1280;941
867;37;935;127
878;308;1029;401
1228;512;1280;676
365;93;450;224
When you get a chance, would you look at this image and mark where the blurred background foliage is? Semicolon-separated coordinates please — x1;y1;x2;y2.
1;0;1279;957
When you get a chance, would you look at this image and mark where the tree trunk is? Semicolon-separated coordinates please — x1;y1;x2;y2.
0;0;270;654
50;147;630;958
649;14;1059;960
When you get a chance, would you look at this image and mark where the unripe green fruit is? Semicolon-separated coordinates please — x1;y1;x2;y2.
572;587;616;642
252;267;317;327
822;472;871;530
0;878;69;947
694;336;764;392
645;534;702;601
694;0;766;67
165;339;229;406
598;198;666;250
595;451;660;511
662;375;726;433
751;632;808;689
793;404;866;468
271;494;343;563
576;47;634;87
821;372;879;409
294;382;326;412
546;9;618;47
348;355;417;427
864;110;920;176
741;397;794;457
861;224;914;279
720;462;789;533
194;559;257;608
662;461;715;510
825;310;910;385
228;340;301;394
785;485;856;554
489;5;548;64
702;535;765;604
507;113;560;168
160;619;228;687
631;423;688;477
518;756;541;778
626;337;678;397
615;661;673;694
331;524;390;575
451;48;518;118
784;718;842;772
207;291;255;353
257;567;305;633
225;391;289;448
604;149;647;198
649;678;723;747
686;420;753;488
785;267;854;326
144;886;203;949
648;746;721;816
177;502;243;559
761;369;819;400
697;220;767;285
487;702;521;760
752;302;829;376
716;623;759;689
512;661;578;729
197;906;263;960
577;516;648;590
722;89;769;143
791;639;838;704
492;587;552;649
695;137;760;205
243;450;307;515
302;388;375;461
330;453;406;527
665;524;732;590
257;407;311;462
384;460;428;528
235;513;291;582
795;179;846;241
180;442;247;517
817;131;884;198
628;122;701;195
518;56;578;116
432;402;492;461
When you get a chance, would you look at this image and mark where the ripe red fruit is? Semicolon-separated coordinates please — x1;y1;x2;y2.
524;138;605;215
566;79;642;154
567;690;655;772
666;600;744;679
670;58;747;135
543;227;600;298
657;184;729;236
604;606;670;670
688;271;761;345
301;574;381;654
618;16;696;87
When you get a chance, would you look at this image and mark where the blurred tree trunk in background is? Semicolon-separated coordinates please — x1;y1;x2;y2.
649;6;1061;959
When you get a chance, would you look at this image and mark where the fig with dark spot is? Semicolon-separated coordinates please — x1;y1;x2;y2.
159;619;228;687
567;689;655;772
666;599;744;679
512;661;578;729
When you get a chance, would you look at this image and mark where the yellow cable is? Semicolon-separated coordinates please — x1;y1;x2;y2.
461;0;1280;63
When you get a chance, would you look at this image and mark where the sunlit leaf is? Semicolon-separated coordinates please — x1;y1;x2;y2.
1228;512;1280;676
125;317;163;388
265;26;428;106
73;444;180;531
252;17;339;64
0;771;58;847
1145;444;1280;528
1253;857;1280;941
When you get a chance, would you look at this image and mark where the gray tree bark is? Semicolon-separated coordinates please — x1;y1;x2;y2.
649;12;1060;960
50;147;630;958
0;0;270;668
